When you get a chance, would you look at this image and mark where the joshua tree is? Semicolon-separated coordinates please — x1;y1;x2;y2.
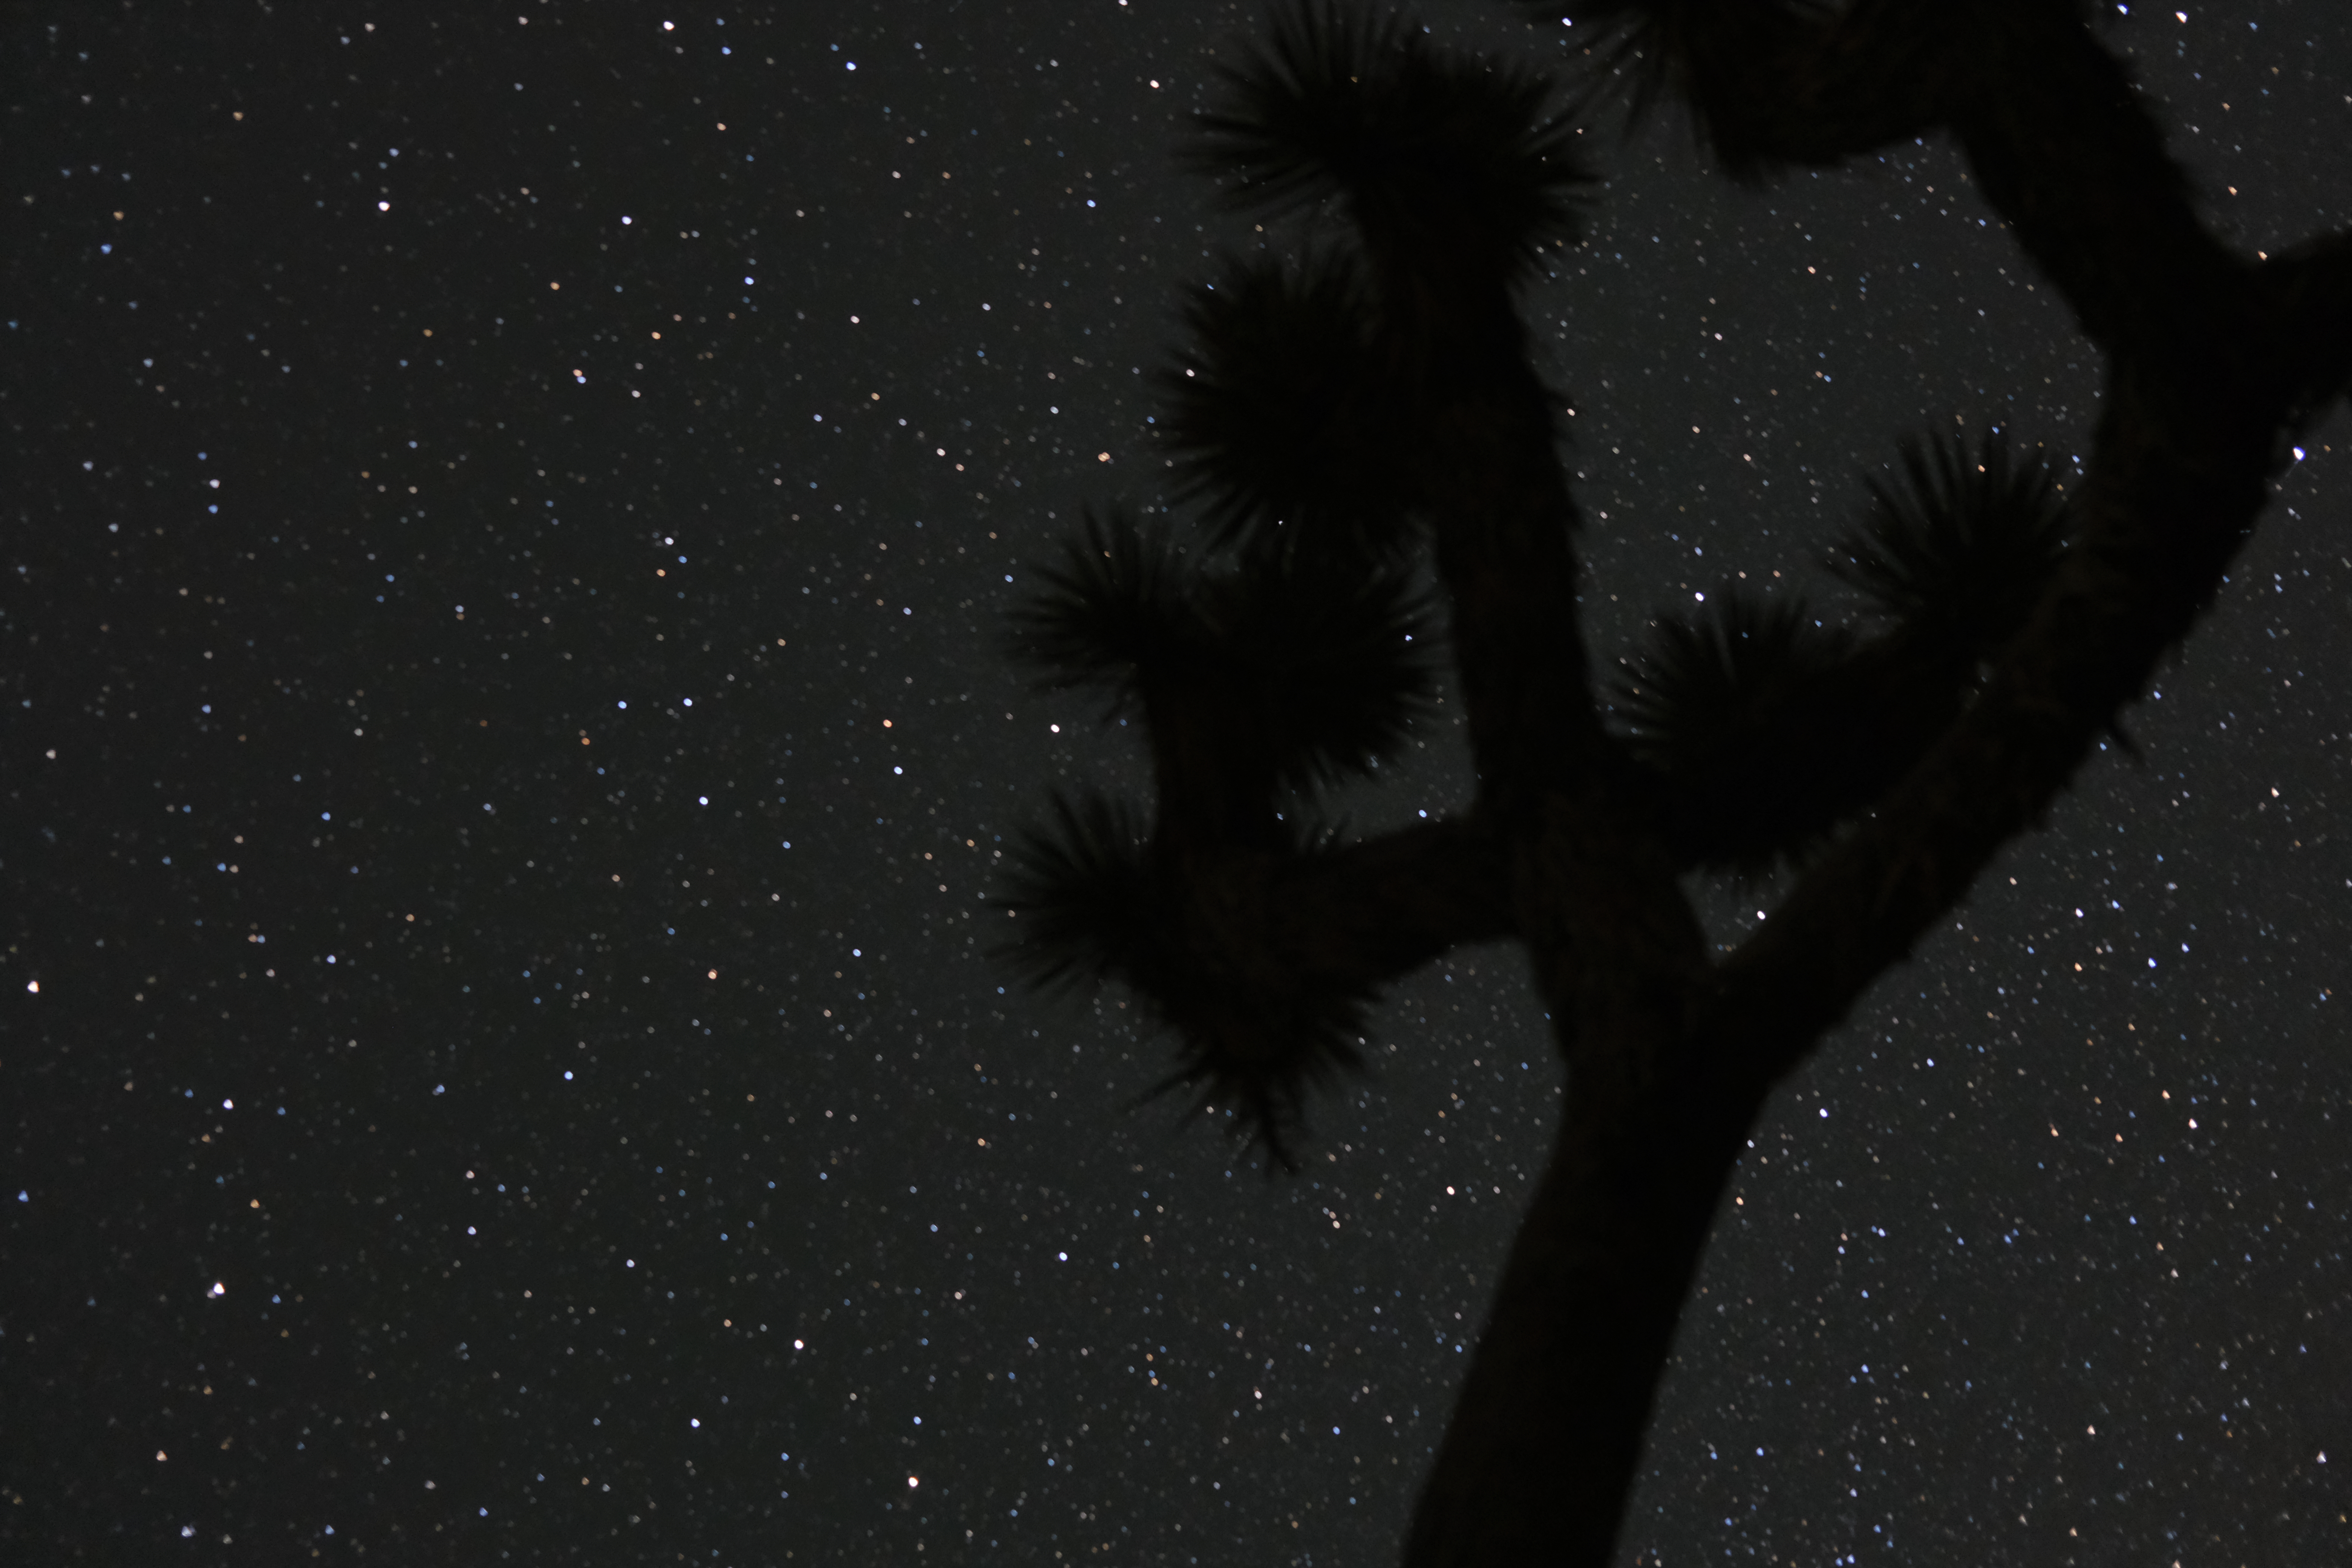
995;3;2351;1562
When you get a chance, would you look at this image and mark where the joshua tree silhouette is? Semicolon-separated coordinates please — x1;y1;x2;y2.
995;3;2350;1562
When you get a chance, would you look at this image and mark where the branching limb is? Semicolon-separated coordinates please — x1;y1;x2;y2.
1626;430;2073;874
1689;5;2352;1095
1411;8;2350;1568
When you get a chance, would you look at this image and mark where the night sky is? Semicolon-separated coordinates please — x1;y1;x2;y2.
6;2;2348;1564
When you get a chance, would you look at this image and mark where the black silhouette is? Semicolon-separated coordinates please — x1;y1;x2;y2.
995;3;2352;1562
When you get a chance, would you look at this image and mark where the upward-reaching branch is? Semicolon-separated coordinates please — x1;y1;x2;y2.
999;3;2350;1563
1672;0;2352;1094
1406;6;2350;1565
1619;430;2076;875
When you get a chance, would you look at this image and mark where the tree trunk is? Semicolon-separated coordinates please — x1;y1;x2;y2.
1404;1014;1762;1566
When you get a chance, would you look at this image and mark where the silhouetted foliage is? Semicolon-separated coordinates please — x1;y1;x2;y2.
992;790;1155;996
1007;506;1437;793
1828;429;2072;643
993;2;2350;1561
1191;2;1593;283
1159;254;1418;564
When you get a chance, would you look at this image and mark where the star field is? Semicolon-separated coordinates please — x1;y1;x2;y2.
5;3;2347;1564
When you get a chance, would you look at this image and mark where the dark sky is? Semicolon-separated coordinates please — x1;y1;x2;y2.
6;2;2347;1564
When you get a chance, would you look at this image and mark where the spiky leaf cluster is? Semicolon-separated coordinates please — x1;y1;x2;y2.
1203;553;1438;792
992;792;1158;995
1192;2;1595;285
1002;509;1196;718
1617;592;1854;764
993;801;1373;1169
1159;253;1418;565
1137;941;1374;1173
1619;429;2072;873
1828;430;2071;651
1006;509;1437;794
1615;593;1871;872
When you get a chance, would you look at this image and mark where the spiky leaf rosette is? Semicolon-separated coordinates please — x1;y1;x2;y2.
1006;509;1437;795
1135;814;1384;1170
993;792;1159;995
1617;592;1852;758
1132;896;1375;1174
1159;252;1418;565
1200;545;1439;791
1616;591;1869;871
1003;508;1202;719
1191;2;1595;286
1619;552;2076;874
992;801;1376;1169
1828;429;2071;654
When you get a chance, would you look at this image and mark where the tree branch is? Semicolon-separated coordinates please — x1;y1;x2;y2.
1695;2;2352;1093
1407;7;2352;1564
1240;812;1517;985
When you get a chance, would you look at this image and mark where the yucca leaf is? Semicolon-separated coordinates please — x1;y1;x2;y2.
991;792;1159;995
1827;429;2070;651
1191;2;1596;284
1618;578;2060;873
1009;511;1436;792
1121;832;1381;1172
993;804;1378;1170
1187;4;1421;218
1003;508;1207;716
1134;980;1372;1174
1202;549;1441;791
1159;252;1419;565
1617;591;1875;873
1617;590;1857;776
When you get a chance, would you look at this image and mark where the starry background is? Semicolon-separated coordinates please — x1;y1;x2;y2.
4;1;2347;1564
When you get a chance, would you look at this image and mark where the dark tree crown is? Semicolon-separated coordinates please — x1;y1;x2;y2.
1157;252;1419;566
991;1;2351;1560
998;7;2085;1152
1827;429;2072;639
1191;2;1596;286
